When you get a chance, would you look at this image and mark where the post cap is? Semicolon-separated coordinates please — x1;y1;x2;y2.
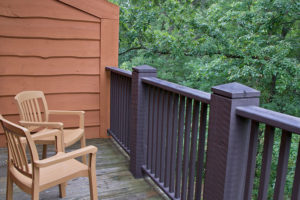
133;65;157;73
212;82;260;99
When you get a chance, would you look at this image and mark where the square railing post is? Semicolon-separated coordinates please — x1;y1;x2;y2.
130;65;157;178
203;82;260;200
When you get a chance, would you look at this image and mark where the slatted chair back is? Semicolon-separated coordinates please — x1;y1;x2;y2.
0;115;38;178
15;91;49;131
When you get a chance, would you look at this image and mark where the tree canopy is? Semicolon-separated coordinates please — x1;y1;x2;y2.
110;0;300;117
109;0;299;198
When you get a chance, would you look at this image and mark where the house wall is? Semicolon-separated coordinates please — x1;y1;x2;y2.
0;0;117;147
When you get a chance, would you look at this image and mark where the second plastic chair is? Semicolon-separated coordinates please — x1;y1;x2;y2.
15;91;86;163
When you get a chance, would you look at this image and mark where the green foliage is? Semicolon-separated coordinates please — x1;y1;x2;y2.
109;0;300;198
112;0;300;116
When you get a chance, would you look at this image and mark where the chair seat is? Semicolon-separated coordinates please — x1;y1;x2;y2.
10;157;88;193
34;128;84;147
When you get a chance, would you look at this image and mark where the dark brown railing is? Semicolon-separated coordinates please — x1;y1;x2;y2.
106;67;132;154
106;65;300;200
236;106;300;200
141;77;210;200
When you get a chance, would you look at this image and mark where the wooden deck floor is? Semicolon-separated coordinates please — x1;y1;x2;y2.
0;138;167;200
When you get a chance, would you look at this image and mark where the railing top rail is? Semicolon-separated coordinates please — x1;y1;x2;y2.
142;77;211;104
236;105;300;135
106;66;132;78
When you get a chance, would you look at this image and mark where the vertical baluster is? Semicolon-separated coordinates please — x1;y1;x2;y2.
258;125;275;200
292;141;300;200
195;103;208;200
123;76;126;146
114;74;118;136
151;88;158;174
187;100;200;200
121;76;125;145
160;91;168;182
123;77;127;148
110;73;115;134
164;92;174;188
147;86;154;170
113;73;117;134
117;75;121;139
127;78;131;149
243;121;260;200
144;85;150;165
273;130;291;200
156;89;163;179
175;96;186;198
124;77;129;150
170;94;179;193
181;98;192;200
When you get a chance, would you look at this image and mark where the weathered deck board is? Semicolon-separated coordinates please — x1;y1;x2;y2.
0;138;167;200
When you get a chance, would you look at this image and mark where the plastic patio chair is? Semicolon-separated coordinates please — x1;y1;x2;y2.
15;91;86;163
0;115;98;200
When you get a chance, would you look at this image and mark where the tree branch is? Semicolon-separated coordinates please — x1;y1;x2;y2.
118;47;146;55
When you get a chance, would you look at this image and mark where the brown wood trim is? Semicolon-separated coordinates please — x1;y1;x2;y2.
59;0;119;20
99;19;119;138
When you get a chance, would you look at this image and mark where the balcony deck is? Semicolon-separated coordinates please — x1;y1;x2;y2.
0;138;166;200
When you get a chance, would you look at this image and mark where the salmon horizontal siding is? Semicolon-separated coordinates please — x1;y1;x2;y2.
0;76;99;96
0;0;100;22
0;57;99;76
85;126;101;139
0;16;100;40
0;93;100;115
0;38;99;58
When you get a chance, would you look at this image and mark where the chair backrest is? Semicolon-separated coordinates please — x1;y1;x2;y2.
15;91;49;130
0;115;39;178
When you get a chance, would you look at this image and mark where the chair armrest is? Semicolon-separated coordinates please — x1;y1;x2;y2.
19;121;63;129
48;110;85;116
48;110;85;129
31;129;62;140
34;145;97;168
30;128;64;152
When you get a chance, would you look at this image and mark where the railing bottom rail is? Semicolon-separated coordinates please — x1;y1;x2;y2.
107;129;130;155
141;166;180;200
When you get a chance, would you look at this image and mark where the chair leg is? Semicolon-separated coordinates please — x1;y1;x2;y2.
6;172;13;200
80;135;87;164
32;190;39;200
59;182;67;198
89;154;98;200
42;144;47;159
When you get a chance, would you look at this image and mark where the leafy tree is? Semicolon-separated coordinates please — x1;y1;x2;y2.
110;0;300;198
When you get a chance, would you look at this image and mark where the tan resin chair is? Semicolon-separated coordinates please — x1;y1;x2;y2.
15;91;86;163
0;115;98;200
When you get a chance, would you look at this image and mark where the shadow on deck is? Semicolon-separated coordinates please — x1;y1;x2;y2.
0;138;167;200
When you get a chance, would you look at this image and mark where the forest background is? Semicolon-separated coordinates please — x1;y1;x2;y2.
109;0;299;198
